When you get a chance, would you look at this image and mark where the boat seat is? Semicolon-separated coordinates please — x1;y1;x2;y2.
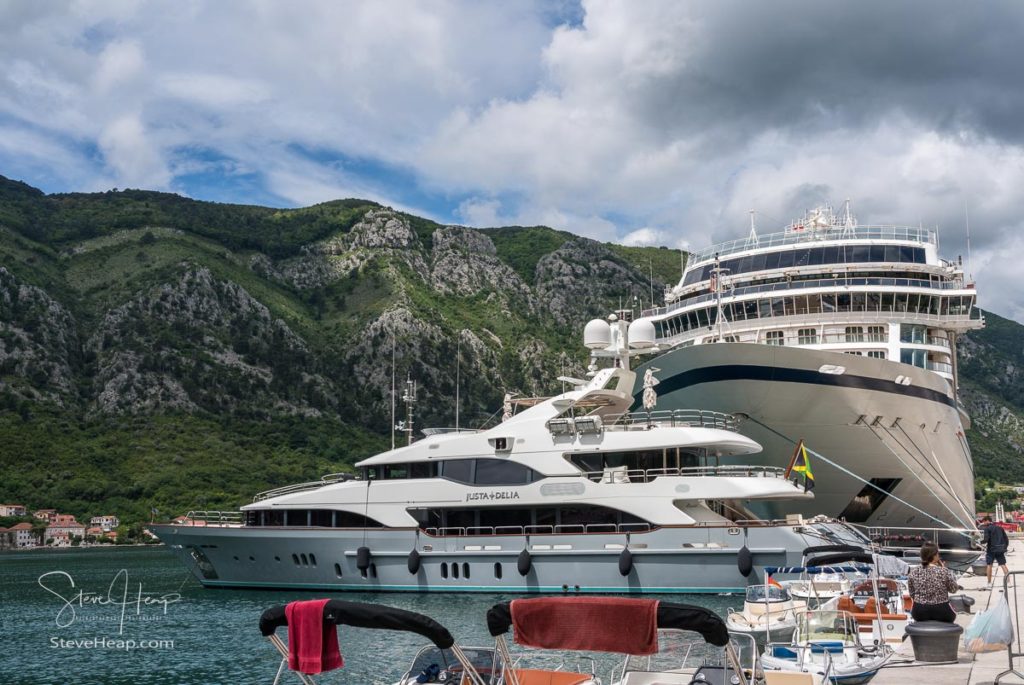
836;596;858;614
512;669;594;685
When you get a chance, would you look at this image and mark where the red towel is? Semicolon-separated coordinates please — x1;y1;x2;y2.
285;599;343;674
510;597;660;655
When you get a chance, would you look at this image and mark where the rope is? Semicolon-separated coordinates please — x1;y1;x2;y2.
744;415;974;540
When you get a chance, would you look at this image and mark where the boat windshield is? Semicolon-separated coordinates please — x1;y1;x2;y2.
405;646;495;683
795;611;856;643
745;585;790;603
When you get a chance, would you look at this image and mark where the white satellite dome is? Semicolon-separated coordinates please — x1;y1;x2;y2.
583;318;611;349
628;318;657;348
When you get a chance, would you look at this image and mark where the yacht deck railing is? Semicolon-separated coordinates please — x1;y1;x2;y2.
549;409;739;436
689;225;937;265
177;510;243;525
578;464;788;484
253;473;354;502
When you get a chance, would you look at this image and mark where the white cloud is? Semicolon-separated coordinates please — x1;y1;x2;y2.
2;0;1024;321
621;228;670;247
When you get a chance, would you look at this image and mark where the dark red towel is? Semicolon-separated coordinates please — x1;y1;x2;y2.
510;597;660;655
285;599;343;674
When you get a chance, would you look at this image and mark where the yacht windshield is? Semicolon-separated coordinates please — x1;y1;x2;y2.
745;585;790;603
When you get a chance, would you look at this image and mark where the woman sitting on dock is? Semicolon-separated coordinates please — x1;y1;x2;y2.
907;542;958;623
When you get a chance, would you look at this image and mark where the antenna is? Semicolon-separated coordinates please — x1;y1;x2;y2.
401;377;417;446
648;256;655;309
390;336;396;450
455;334;460;431
748;210;758;244
965;203;974;283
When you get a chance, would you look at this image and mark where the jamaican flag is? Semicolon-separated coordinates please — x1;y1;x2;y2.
784;440;815;492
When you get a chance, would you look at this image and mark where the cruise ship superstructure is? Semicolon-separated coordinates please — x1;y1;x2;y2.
151;318;869;593
625;204;982;547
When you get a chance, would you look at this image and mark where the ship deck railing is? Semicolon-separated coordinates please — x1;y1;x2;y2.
176;510;244;526
577;464;788;484
851;524;981;547
689;225;937;265
649;275;974;319
551;409;739;436
253;472;354;502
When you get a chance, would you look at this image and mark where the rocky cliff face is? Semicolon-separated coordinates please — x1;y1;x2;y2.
1;176;1021;497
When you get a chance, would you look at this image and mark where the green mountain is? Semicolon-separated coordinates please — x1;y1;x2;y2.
0;174;1021;525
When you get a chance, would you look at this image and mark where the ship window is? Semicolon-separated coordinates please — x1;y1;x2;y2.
311;510;332;527
869;245;886;262
441;563;449;579
440;459;474;484
752;253;767;272
867;325;886;342
292;554;300;566
452;562;460;579
494;563;503;579
884;245;901;262
463;563;470;579
844;351;863;356
370;563;377;578
333;511;384;528
765;330;785;345
851;292;866;312
797;328;817;345
300;553;308;566
475;459;536;485
264;510;283;526
777;250;796;268
334;563;343;578
901;349;927;368
845;326;864;342
899;246;916;263
839;478;901;523
384;465;408;479
850;245;869;262
867;351;886;359
309;554;317;567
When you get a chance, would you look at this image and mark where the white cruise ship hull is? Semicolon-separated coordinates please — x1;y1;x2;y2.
634;343;977;543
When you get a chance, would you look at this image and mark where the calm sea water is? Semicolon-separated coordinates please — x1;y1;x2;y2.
0;547;733;685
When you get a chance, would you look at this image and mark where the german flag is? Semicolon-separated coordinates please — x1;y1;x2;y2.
785;440;815;492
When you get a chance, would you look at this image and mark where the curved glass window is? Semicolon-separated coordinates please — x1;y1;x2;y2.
438;459;539;486
682;245;926;285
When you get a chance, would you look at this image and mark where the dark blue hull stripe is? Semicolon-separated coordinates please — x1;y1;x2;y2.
635;364;956;409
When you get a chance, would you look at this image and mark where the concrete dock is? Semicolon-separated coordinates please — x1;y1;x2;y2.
873;546;1024;685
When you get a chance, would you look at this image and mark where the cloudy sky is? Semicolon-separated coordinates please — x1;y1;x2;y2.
2;0;1024;321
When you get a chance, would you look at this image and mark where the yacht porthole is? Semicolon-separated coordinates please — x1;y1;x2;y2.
452;563;460;579
292;554;300;566
249;556;255;562
233;556;239;562
463;563;470;579
310;553;317;567
494;563;502;579
370;563;377;578
441;562;449;579
300;553;309;566
334;563;343;578
275;556;281;562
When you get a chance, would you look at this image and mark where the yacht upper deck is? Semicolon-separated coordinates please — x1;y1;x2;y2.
688;224;936;266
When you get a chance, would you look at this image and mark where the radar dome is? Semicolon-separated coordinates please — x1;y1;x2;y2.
584;318;611;349
628;318;657;348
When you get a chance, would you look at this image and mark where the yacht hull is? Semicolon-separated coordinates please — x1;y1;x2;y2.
634;343;976;542
151;521;866;593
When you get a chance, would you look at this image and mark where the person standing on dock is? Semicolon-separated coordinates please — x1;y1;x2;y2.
981;516;1010;586
908;543;958;623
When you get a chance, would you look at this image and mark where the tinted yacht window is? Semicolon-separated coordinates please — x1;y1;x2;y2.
440;459;474;484
475;459;536;485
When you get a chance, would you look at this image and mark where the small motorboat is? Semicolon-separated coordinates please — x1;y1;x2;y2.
820;578;911;646
781;546;868;606
258;598;490;685
486;596;754;685
760;610;893;684
726;583;807;643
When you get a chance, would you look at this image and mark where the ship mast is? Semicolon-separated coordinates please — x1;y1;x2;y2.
401;377;417;446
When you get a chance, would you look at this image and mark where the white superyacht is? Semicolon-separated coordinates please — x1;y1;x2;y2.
627;203;982;550
151;316;868;592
